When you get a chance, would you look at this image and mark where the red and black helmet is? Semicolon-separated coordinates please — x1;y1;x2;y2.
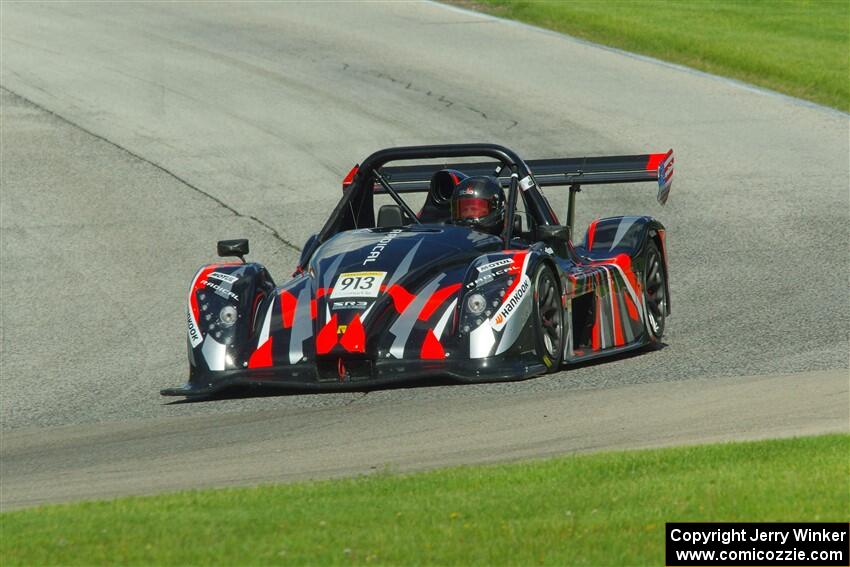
450;176;506;234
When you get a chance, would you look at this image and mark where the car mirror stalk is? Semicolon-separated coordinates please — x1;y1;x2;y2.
536;225;570;256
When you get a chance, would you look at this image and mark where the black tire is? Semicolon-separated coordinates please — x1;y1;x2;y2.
644;240;667;340
532;264;564;371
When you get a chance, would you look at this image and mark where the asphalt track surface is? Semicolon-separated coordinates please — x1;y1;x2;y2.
1;2;848;508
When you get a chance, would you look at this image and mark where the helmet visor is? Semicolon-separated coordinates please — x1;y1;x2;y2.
452;197;491;221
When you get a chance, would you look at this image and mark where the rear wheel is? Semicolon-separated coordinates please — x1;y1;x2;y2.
533;264;564;371
644;240;667;340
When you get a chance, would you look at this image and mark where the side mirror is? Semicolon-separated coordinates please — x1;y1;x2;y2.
217;239;249;262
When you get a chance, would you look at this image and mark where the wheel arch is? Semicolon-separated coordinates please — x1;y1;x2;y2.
529;255;564;371
646;221;671;316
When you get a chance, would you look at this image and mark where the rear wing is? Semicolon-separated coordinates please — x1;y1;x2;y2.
376;149;674;205
526;150;673;204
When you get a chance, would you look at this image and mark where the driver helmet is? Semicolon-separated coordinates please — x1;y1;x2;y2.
450;176;506;235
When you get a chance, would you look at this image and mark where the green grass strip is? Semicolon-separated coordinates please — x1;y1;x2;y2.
451;0;850;111
2;434;848;565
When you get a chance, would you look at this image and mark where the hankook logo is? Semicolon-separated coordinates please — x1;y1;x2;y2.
491;275;530;331
187;310;203;348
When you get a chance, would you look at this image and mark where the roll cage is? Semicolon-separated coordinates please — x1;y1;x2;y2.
299;143;673;271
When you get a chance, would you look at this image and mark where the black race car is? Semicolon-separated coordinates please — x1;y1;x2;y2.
162;144;673;397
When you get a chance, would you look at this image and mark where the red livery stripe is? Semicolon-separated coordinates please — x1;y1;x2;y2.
279;290;297;328
340;314;366;353
386;284;415;313
418;283;461;321
316;314;339;355
624;293;639;321
645;152;666;172
502;251;529;298
420;329;445;360
591;272;603;350
248;338;273;368
586;220;599;250
610;283;625;347
610;253;642;298
342;165;358;189
591;294;601;351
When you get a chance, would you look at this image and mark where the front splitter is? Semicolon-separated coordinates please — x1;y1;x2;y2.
161;357;547;397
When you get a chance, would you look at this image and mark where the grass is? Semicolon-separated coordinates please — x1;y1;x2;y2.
2;434;848;565
451;0;850;111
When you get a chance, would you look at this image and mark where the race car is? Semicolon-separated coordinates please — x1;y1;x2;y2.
162;143;673;397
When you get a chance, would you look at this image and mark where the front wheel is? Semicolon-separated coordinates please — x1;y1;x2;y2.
532;264;564;371
644;240;667;340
